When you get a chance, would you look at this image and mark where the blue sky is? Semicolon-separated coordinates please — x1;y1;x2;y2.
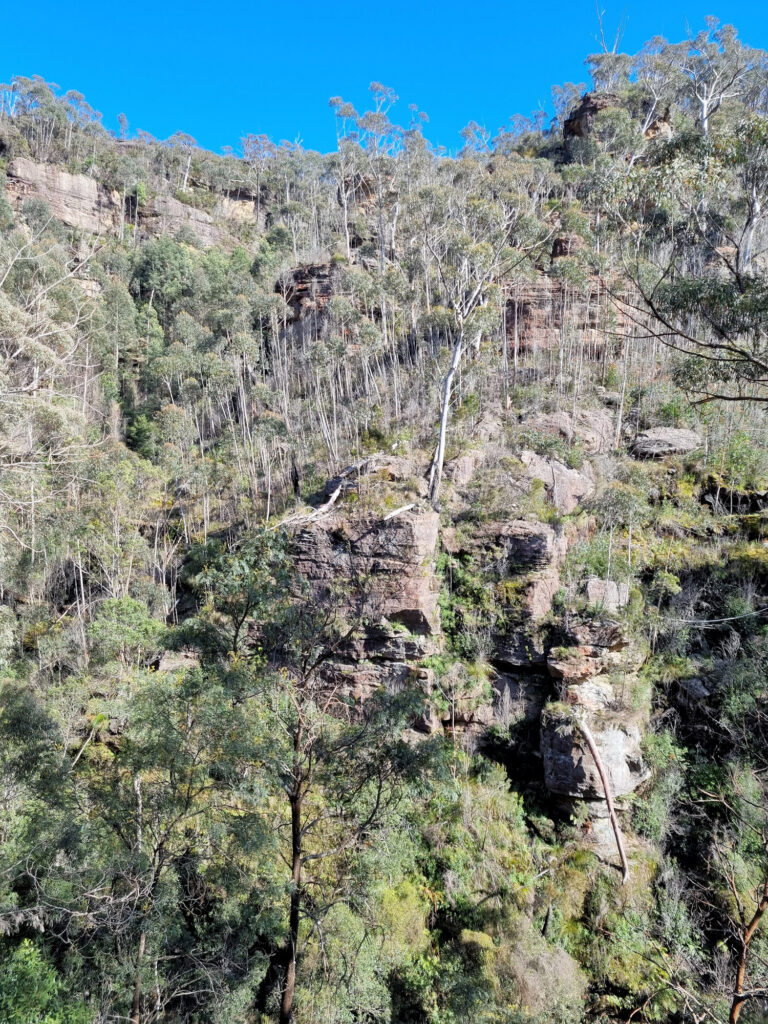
1;0;766;155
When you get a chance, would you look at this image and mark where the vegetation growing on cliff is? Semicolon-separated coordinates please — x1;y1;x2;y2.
1;20;768;1023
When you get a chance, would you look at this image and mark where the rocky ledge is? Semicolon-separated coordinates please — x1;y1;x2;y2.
291;506;441;701
541;618;650;808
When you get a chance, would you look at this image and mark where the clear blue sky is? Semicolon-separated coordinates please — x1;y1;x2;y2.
1;0;766;155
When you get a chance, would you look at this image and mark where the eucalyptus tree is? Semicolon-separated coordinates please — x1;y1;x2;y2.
328;97;361;259
405;158;552;504
352;82;404;270
240;133;277;225
664;20;766;135
0;664;275;1024
188;530;430;1024
608;116;768;405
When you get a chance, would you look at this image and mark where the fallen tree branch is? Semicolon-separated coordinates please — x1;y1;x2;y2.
576;715;630;884
383;503;415;521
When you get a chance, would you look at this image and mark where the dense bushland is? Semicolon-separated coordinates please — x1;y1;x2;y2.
2;21;768;1023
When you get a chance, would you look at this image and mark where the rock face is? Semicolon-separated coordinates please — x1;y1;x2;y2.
520;450;595;513
563;93;621;139
288;457;649;810
541;618;649;804
156;649;200;673
142;193;262;246
585;577;630;613
632;428;703;458
5;158;261;246
532;408;615;454
215;192;263;226
541;707;648;800
291;508;441;700
702;480;768;514
6;157;120;234
551;233;586;258
279;263;335;323
504;266;635;358
146;195;221;246
443;517;589;670
644;110;673;140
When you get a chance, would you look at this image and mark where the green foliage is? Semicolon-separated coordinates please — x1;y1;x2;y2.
436;552;493;660
124;411;156;459
712;429;768;490
87;596;164;666
4;32;768;1023
131;237;194;323
632;730;686;843
0;940;90;1024
518;429;585;469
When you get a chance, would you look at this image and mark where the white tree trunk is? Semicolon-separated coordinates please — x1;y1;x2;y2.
428;329;463;506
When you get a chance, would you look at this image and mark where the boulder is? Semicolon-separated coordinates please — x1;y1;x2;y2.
547;619;643;685
532;408;614;453
547;645;605;685
585;577;630;613
446;452;482;488
602;389;626;405
156;649;200;673
541;705;649;800
293;508;441;634
631;428;703;458
291;508;441;700
520;450;595;513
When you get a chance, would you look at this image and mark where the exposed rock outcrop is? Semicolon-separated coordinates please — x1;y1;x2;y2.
6;157;120;234
644;111;673;140
631;427;703;458
563;93;621;139
279;263;335;323
289;455;649;812
156;649;200;673
145;194;221;246
585;577;630;613
5;158;261;246
551;233;586;258
443;517;589;669
519;450;595;513
702;479;768;514
291;507;441;699
540;706;648;801
142;193;262;246
531;408;615;454
323;454;426;500
541;618;649;804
